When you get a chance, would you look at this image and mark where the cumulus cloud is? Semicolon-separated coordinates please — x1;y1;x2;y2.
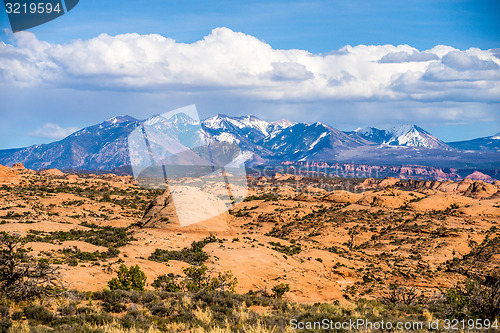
29;123;79;139
267;62;314;81
441;51;499;71
379;51;438;63
0;27;499;104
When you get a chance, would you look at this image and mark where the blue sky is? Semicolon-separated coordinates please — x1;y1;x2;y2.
0;0;499;149
2;0;499;52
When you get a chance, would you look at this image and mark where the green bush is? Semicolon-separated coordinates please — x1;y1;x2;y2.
183;265;238;293
152;265;238;293
25;223;135;249
442;277;500;319
152;273;181;292
272;283;290;299
269;241;301;255
108;264;147;291
23;305;54;324
149;235;220;265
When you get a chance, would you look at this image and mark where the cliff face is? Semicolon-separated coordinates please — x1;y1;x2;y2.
278;161;500;182
0;164;18;184
140;189;230;232
364;177;500;199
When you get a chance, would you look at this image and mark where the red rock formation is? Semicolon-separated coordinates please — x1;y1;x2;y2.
465;171;493;183
0;164;19;184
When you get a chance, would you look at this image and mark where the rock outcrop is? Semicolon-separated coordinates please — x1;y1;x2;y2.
324;190;362;204
140;188;230;231
0;164;19;184
465;171;493;183
12;162;26;170
464;181;499;198
40;168;65;176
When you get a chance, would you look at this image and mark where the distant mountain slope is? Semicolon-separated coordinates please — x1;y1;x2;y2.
0;113;497;171
1;116;140;170
447;133;500;152
260;122;368;161
348;127;392;144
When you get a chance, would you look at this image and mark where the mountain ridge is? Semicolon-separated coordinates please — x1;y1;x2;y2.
0;113;498;172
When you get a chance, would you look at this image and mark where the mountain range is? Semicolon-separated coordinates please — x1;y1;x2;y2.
0;114;498;172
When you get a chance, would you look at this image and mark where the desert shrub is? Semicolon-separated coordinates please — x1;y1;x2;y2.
243;193;279;202
0;305;11;331
0;318;11;332
441;277;500;319
382;285;421;306
95;290;128;313
152;273;182;292
24;223;135;249
68;259;78;266
195;291;243;310
183;265;237;293
23;305;54;324
79;311;114;326
11;311;23;321
148;301;173;317
272;283;290;299
58;304;77;316
62;246;119;263
269;241;301;255
108;264;147;291
149;235;220;265
152;265;238;294
0;232;60;300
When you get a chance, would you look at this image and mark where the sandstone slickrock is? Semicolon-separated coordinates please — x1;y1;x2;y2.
324;190;362;204
464;181;499;198
0;164;19;184
140;188;230;231
40;168;65;176
12;162;26;170
377;177;400;188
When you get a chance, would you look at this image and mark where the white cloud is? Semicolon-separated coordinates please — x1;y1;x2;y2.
29;123;79;139
267;62;314;81
0;27;499;104
379;51;438;63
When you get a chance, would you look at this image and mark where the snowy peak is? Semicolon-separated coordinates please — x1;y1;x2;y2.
271;119;295;129
202;114;273;139
385;124;448;148
202;114;294;137
168;112;199;125
203;114;231;130
491;132;500;140
104;115;137;125
351;124;448;148
354;127;392;144
235;115;271;135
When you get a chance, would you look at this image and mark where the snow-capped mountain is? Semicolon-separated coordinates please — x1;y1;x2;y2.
260;122;365;161
1;115;141;170
202;114;293;142
350;127;392;144
385;124;449;148
0;113;496;171
350;124;448;148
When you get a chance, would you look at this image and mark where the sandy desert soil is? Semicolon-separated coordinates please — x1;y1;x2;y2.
0;165;499;305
